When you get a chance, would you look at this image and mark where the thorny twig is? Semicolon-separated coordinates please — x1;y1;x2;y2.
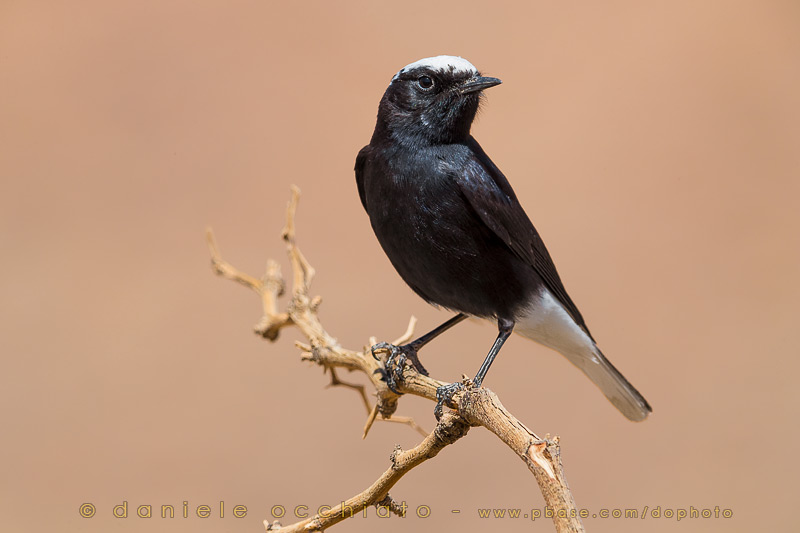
208;186;585;533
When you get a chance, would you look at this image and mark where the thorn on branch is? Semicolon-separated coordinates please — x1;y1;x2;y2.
363;403;380;439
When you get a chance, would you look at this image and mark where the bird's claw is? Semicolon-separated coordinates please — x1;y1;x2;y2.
434;382;466;420
370;341;428;394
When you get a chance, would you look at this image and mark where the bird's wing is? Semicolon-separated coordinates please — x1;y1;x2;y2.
455;137;593;339
355;145;370;211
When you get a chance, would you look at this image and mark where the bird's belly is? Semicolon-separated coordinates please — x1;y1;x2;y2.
370;199;540;319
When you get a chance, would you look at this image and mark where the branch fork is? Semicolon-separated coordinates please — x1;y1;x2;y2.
208;186;584;532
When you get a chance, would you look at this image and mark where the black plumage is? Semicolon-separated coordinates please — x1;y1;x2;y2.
356;56;651;421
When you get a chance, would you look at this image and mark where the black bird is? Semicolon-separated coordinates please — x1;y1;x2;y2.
355;56;651;421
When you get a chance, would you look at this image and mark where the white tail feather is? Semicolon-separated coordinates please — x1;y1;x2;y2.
516;288;651;421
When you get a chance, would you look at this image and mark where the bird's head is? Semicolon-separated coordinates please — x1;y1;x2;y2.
374;56;501;146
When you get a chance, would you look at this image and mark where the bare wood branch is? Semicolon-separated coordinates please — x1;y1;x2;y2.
327;364;428;439
327;367;371;413
209;187;585;533
379;414;428;438
265;412;470;532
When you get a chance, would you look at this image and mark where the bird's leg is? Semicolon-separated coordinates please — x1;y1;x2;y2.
472;317;515;387
372;313;467;393
434;317;515;419
404;313;468;372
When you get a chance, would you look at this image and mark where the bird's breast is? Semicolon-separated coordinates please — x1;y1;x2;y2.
362;148;540;319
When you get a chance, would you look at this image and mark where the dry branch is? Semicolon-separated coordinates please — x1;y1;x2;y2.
266;411;470;532
208;186;585;533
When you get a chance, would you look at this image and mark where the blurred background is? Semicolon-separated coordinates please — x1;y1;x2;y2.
2;1;798;532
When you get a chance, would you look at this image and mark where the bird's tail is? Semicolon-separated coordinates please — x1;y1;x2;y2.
575;345;652;421
517;328;652;421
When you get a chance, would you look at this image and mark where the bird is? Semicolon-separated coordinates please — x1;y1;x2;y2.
355;55;651;421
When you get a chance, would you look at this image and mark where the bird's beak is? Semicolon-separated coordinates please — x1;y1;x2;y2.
460;76;502;94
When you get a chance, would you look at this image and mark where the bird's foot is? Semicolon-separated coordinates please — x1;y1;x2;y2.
371;342;429;394
434;381;466;420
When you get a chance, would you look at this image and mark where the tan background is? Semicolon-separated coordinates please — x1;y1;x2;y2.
2;1;798;532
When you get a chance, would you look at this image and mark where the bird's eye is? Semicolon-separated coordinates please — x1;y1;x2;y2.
417;76;434;90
